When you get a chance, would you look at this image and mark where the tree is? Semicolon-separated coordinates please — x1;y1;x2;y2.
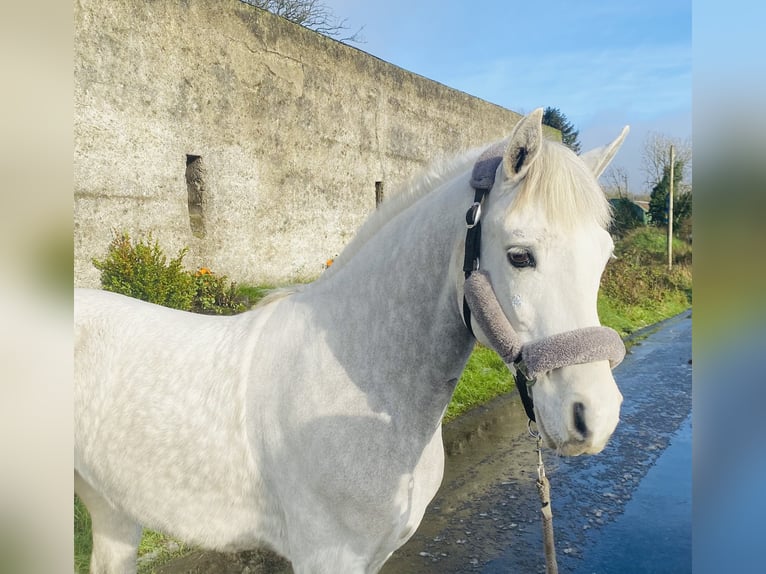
542;107;581;153
641;131;692;235
648;158;691;228
603;165;630;198
241;0;365;44
641;131;691;189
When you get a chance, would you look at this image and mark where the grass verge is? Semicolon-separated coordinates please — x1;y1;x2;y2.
598;227;692;338
73;496;91;574
444;344;514;423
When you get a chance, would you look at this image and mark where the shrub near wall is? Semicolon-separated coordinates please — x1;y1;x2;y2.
93;233;195;310
93;233;245;315
190;267;246;315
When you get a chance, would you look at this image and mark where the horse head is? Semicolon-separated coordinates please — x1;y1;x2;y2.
467;109;629;455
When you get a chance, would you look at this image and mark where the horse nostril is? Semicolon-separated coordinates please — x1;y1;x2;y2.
573;402;589;437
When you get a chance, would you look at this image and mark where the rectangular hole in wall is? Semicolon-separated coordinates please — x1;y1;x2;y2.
186;154;206;238
375;181;384;207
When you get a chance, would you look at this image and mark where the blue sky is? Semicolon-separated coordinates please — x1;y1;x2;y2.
323;0;691;194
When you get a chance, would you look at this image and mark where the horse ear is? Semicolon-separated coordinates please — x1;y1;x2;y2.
579;126;630;178
503;108;544;183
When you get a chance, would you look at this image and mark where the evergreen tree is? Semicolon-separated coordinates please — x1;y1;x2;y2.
648;159;689;227
542;107;581;153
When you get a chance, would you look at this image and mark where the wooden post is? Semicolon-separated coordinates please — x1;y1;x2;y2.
667;145;674;270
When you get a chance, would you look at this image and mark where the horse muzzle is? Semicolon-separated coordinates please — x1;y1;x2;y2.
533;362;624;455
463;270;625;444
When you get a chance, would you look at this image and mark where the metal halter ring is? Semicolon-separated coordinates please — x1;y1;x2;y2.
465;202;482;228
515;359;537;386
528;419;540;438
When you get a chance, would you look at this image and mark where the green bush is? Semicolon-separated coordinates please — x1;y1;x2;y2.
619;226;668;257
609;227;692;267
191;269;246;315
93;233;195;310
598;227;692;336
602;259;681;305
601;228;692;305
93;233;246;315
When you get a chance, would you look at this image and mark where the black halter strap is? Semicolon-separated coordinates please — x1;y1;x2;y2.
462;186;487;337
513;361;538;422
462;142;538;422
462;142;505;336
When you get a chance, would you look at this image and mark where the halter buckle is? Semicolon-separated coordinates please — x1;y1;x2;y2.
466;202;482;228
515;359;537;386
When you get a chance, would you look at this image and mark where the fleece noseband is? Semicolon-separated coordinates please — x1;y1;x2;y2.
461;143;625;422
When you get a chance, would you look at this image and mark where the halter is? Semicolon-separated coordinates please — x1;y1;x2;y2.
461;144;625;422
462;142;505;324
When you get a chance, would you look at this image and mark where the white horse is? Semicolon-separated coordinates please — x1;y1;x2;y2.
74;109;628;574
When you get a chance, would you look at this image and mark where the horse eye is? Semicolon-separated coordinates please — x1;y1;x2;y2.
507;248;535;268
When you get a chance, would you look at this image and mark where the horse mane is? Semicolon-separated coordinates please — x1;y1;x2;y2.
510;139;613;231
254;285;303;307
266;136;611;299
325;138;612;278
317;145;485;281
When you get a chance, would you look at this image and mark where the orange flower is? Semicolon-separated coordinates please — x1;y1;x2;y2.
195;267;213;276
325;259;334;268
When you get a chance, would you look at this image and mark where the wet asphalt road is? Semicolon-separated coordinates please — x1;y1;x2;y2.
383;311;692;574
156;311;692;574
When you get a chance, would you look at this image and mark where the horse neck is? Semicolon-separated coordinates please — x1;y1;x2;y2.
301;176;475;419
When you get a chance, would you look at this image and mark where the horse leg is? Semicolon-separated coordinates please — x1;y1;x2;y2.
290;546;371;574
75;472;142;574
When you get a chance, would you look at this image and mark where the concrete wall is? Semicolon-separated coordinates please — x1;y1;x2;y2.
75;0;551;287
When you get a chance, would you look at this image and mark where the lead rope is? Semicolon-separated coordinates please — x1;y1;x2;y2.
530;423;559;574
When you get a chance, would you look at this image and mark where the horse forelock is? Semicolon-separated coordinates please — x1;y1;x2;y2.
509;140;612;231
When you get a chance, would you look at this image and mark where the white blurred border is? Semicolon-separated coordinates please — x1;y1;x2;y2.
1;0;764;572
694;1;766;572
0;1;73;573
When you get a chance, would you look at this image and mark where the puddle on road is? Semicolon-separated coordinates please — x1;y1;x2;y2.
389;312;692;574
572;414;692;574
438;392;537;512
